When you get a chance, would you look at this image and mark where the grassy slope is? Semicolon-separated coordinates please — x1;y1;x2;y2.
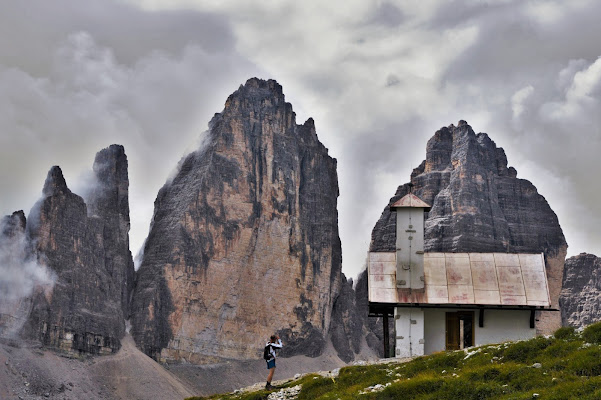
187;322;601;400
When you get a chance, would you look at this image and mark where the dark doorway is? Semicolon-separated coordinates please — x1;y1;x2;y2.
445;311;475;350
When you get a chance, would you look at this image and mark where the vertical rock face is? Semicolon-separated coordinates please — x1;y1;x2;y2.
131;78;342;362
328;274;362;363
370;121;567;333
22;145;134;354
87;146;136;316
560;253;601;327
328;270;394;361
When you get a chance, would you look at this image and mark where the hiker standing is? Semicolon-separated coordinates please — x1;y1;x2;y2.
265;334;283;389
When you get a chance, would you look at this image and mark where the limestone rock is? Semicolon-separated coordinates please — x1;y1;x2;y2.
328;274;362;362
1;210;26;237
131;78;342;362
370;121;567;333
560;253;601;327
22;145;134;354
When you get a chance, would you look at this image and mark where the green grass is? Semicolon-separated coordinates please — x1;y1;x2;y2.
186;322;601;400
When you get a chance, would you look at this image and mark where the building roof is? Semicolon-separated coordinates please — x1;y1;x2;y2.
368;252;551;308
390;193;431;210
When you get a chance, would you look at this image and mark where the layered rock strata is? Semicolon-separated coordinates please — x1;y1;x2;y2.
22;145;134;354
131;78;342;362
370;121;567;333
560;253;601;327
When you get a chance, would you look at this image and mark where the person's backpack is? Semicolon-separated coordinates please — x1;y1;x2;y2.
263;344;272;360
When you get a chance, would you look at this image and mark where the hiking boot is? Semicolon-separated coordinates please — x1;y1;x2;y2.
265;382;273;390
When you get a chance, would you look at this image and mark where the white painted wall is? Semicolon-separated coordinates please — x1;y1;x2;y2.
421;308;537;355
474;309;536;347
395;307;424;357
424;309;446;354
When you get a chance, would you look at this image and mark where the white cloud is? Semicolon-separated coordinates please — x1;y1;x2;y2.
2;0;601;281
511;85;534;120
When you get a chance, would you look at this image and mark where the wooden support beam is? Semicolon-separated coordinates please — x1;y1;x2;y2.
383;315;390;358
530;309;535;329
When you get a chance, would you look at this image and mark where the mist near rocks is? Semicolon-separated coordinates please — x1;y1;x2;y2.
0;219;54;304
0;214;55;337
1;1;600;280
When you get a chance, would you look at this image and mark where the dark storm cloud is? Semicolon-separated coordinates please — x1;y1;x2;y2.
1;0;599;280
0;0;236;74
0;0;259;256
213;0;601;277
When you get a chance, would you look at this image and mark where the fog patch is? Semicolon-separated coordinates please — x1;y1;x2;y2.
165;129;212;186
71;167;100;208
134;238;146;271
0;214;55;338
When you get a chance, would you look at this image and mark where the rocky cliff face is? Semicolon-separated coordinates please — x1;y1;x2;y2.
560;253;601;327
131;78;342;362
21;145;134;354
328;270;394;362
371;121;567;333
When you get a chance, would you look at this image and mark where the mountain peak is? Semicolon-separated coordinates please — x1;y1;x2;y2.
42;166;70;197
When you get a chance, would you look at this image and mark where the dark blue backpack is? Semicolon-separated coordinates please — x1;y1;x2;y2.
263;344;272;360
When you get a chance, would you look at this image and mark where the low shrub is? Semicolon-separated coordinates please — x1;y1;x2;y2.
582;321;601;344
296;376;335;400
501;336;552;363
554;326;577;341
376;375;444;399
566;346;601;376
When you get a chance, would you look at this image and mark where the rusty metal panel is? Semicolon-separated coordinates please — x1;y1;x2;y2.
445;253;470;259
370;288;397;303
518;253;545;272
521;269;546;283
390;193;431;209
470;260;499;291
448;284;475;304
426;285;449;303
500;295;527;305
396;288;426;303
519;253;549;304
522;279;549;302
368;251;550;308
527;300;550;306
474;290;501;304
425;252;445;258
446;255;472;285
369;274;396;289
424;256;447;286
369;252;396;263
493;253;520;267
370;261;397;275
469;253;495;262
497;266;526;296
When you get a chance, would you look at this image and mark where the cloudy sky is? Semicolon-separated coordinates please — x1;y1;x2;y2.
0;0;599;279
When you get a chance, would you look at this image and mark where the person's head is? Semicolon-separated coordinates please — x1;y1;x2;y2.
270;335;277;343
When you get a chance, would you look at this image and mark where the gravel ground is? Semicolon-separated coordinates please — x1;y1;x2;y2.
0;335;383;399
